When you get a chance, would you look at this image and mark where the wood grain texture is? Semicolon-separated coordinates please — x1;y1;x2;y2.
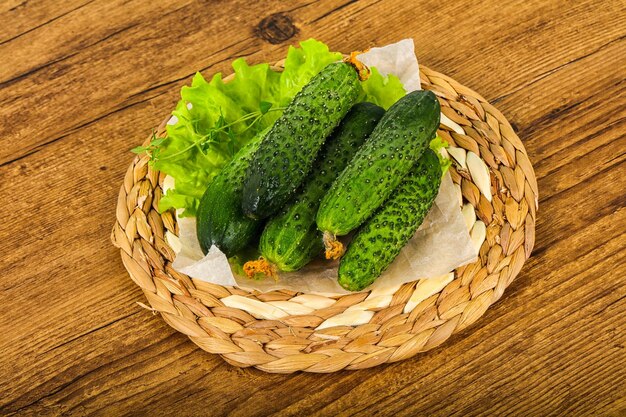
0;0;624;415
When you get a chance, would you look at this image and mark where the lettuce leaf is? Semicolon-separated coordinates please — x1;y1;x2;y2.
360;67;406;109
150;39;407;216
429;136;453;175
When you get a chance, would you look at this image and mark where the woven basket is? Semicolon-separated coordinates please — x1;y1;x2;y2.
111;60;537;373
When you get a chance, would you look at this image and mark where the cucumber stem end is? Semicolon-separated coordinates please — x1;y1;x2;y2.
323;231;345;260
344;50;371;81
243;257;277;279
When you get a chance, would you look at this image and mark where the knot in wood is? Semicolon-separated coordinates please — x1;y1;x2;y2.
256;13;297;44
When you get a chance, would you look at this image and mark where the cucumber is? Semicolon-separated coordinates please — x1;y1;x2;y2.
338;149;442;291
196;130;267;256
244;103;385;276
242;62;361;220
316;90;440;241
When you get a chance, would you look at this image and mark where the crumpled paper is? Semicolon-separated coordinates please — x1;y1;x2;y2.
167;39;478;295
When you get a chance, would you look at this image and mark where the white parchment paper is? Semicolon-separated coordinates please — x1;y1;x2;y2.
167;39;478;295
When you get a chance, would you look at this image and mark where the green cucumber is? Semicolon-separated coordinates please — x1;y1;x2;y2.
242;62;361;220
196;130;267;256
244;103;385;275
316;90;440;239
338;149;442;291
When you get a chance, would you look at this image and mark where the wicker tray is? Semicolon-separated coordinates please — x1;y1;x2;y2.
111;61;537;373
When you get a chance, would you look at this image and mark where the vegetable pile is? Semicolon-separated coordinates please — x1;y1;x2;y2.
137;39;450;291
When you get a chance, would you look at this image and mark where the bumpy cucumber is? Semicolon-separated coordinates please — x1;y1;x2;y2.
196;131;266;256
242;62;361;220
317;90;440;238
338;149;442;291
246;103;385;275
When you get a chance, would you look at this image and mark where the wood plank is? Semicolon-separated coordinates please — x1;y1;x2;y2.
1;0;624;164
0;0;92;43
1;93;623;414
3;213;622;415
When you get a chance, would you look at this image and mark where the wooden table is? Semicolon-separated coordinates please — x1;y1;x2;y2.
2;0;624;415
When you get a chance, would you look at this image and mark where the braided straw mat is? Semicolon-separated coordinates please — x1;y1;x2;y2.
111;61;538;373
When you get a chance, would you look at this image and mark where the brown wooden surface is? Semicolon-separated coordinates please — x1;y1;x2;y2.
1;0;625;415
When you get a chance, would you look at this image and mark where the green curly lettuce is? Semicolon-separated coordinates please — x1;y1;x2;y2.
360;66;406;109
429;135;453;175
142;39;407;217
